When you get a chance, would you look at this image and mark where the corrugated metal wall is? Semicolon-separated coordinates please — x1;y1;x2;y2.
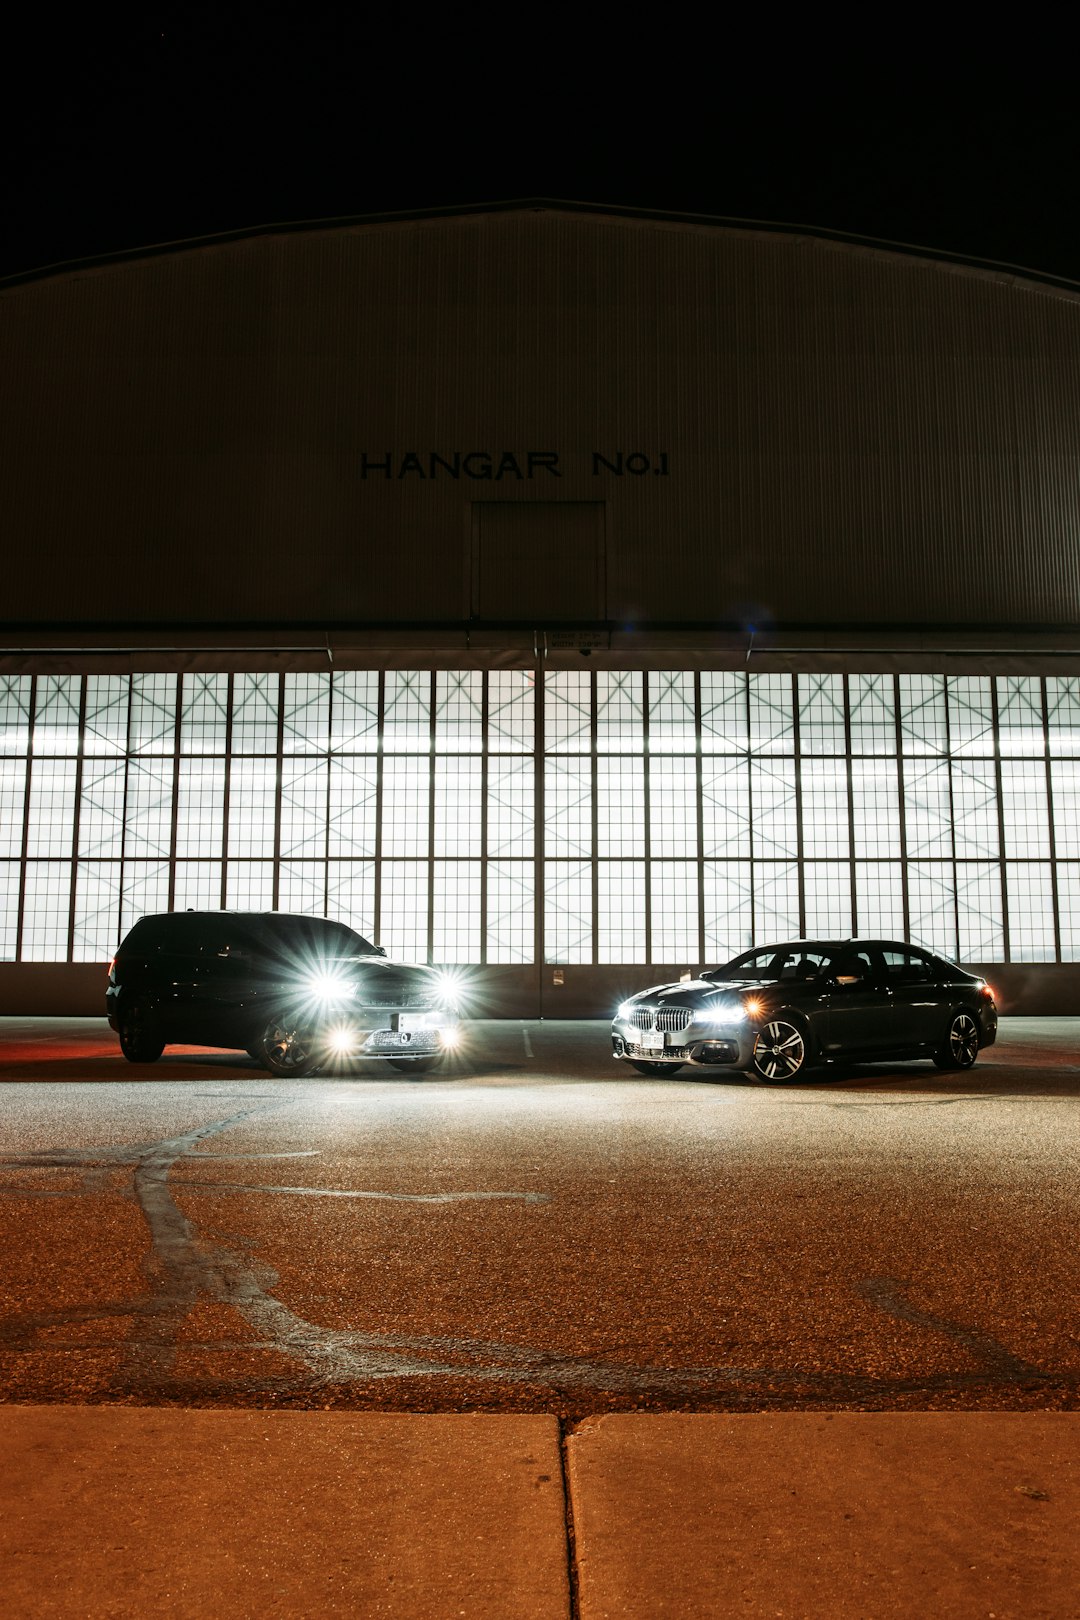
3;208;1080;630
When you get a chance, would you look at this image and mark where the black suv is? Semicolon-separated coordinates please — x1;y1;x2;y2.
106;912;463;1077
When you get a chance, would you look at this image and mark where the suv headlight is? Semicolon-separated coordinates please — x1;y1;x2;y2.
303;972;353;1007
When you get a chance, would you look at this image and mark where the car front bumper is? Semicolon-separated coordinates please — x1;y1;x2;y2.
610;1016;757;1070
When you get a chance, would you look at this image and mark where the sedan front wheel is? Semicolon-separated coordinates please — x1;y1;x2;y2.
751;1019;808;1082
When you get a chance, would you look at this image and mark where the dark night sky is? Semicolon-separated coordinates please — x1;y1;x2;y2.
3;19;1077;285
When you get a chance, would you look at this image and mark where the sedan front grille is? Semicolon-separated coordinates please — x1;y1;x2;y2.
629;1007;692;1033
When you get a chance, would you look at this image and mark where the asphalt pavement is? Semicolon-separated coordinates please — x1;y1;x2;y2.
1;1017;1078;1614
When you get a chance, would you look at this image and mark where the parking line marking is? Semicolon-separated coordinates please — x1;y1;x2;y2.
523;1026;534;1058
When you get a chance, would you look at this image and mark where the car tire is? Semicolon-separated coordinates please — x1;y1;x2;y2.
116;1000;165;1063
629;1060;684;1075
258;1017;323;1078
751;1017;810;1083
388;1055;441;1073
933;1010;980;1070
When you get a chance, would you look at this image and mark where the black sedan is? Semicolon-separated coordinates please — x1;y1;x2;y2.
611;939;998;1082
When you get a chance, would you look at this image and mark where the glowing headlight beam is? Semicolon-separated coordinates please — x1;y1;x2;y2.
304;972;352;1006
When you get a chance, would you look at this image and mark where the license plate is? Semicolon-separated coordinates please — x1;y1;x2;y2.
642;1029;664;1051
398;1014;429;1032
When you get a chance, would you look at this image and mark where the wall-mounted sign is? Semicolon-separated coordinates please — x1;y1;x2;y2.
360;450;670;480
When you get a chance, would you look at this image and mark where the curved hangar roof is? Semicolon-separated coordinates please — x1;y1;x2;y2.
2;201;1080;636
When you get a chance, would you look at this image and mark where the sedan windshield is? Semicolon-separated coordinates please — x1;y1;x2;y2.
706;946;835;983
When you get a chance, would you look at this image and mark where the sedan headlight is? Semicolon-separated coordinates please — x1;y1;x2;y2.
617;1001;636;1019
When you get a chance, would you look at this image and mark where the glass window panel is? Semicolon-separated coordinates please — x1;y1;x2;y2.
596;673;643;753
750;759;797;858
331;672;379;753
488;672;534;753
327;759;377;858
327;862;375;942
225;861;275;911
649;672;697;754
32;676;81;756
596;759;644;858
26;759;77;857
702;759;750;858
283;673;330;754
125;760;175;859
900;674;947;755
1006;862;1055;961
383;671;431;753
649;860;699;962
1047;677;1080;756
487;860;534;964
798;674;846;755
227;759;277;859
848;675;896;756
650;759;697;858
996;677;1045;757
908;862;957;959
1057;864;1080;960
1000;761;1049;859
598;861;645;962
0;759;27;857
800;758;851;859
0;862;19;959
276;862;324;916
748;675;794;754
545;761;592;858
545;672;591;753
704;862;752;960
83;676;129;755
20;863;72;960
279;759;327;859
956;862;1004;960
487;760;533;858
1051;760;1080;858
544;862;592;963
78;760;125;858
803;863;852;937
179;674;228;754
175;760;225;859
853;861;904;938
173;861;223;911
435;672;483;753
700;673;747;753
119;862;170;938
73;863;122;960
948;677;995;756
850;759;901;859
435;759;481;856
903;760;952;859
231;674;279;754
433;860;481;962
382;758;430;857
0;676;31;755
753;862;800;943
129;675;176;754
952;762;1000;859
380;860;428;960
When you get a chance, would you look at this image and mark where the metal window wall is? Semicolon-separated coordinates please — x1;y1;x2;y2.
2;669;1080;965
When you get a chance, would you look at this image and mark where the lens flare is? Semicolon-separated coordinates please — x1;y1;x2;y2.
743;997;764;1020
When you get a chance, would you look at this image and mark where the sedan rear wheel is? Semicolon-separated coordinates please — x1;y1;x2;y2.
933;1011;980;1071
258;1018;322;1078
751;1019;808;1082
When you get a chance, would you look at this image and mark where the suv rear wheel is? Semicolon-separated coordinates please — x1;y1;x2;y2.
117;1000;165;1063
258;1018;322;1078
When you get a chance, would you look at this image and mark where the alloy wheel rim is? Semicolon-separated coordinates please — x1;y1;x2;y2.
754;1021;805;1079
266;1026;313;1071
950;1014;978;1065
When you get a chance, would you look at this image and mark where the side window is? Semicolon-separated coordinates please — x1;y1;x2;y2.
883;948;934;984
906;950;935;984
882;949;907;981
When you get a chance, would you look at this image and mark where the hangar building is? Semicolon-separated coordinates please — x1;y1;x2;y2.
2;200;1079;1015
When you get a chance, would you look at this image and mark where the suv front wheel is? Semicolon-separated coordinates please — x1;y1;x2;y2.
258;1017;323;1078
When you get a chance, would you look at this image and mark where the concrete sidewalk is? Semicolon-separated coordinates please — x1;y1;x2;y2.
1;1409;1076;1618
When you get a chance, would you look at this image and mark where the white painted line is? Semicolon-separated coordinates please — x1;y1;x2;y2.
523;1026;534;1058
